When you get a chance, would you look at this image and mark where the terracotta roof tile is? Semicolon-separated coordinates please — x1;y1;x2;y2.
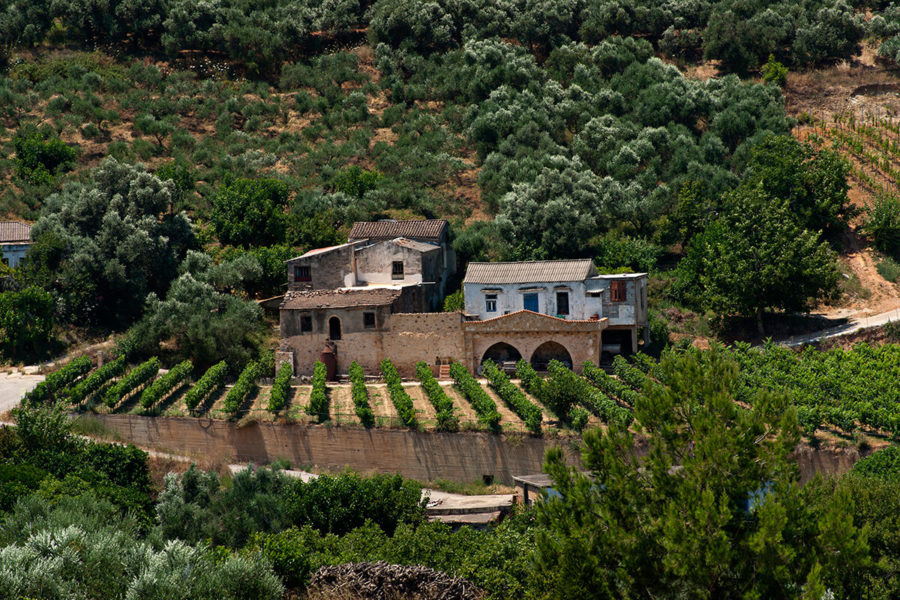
464;260;596;284
0;221;32;244
349;220;447;243
281;287;402;310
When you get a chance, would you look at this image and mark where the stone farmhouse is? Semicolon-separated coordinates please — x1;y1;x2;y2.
277;220;649;379
0;221;32;269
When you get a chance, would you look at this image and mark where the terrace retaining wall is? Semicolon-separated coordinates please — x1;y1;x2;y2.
80;414;868;485
81;414;581;485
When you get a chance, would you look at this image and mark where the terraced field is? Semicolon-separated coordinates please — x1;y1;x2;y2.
83;377;598;435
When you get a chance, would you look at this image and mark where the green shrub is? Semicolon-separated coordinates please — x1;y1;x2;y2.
349;361;374;427
515;359;546;403
381;359;417;428
184;361;227;411
877;256;900;283
852;445;900;480
482;359;542;434
13;126;78;185
140;360;192;409
103;357;160;408
594;235;663;273
449;362;500;432
24;356;92;406
547;361;632;428
269;362;292;413
224;361;258;414
67;356;127;404
612;355;648;390
760;54;788;87
415;362;458;431
582;361;641;407
307;361;329;421
864;195;900;257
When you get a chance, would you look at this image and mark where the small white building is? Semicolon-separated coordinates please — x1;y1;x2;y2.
463;259;649;356
0;222;32;269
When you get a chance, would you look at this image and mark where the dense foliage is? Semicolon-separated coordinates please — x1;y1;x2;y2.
582;359;641;407
127;251;266;370
515;358;590;430
482;359;542;435
415;361;458;432
0;286;54;361
535;347;868;599
381;359;417;428
21;158;195;328
449;362;500;432
546;360;633;428
731;341;900;437
10;348;900;599
348;361;374;427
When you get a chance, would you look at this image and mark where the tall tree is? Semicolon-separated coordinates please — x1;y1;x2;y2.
674;186;838;333
534;347;869;599
210;178;289;248
22;158;195;328
741;135;854;240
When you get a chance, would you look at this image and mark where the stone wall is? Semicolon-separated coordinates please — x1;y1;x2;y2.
385;313;466;376
80;414;868;485
287;243;359;290
82;414;578;484
283;312;467;377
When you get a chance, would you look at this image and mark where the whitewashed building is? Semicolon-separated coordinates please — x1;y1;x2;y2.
463;259;649;356
0;222;32;269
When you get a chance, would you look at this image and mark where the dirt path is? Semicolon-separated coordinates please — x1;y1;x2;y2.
440;384;480;428
328;385;358;425
405;384;437;428
368;383;399;426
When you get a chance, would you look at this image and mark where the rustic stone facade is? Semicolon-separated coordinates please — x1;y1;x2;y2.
282;310;606;377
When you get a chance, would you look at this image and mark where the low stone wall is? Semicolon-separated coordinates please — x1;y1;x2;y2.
81;414;867;485
83;414;579;485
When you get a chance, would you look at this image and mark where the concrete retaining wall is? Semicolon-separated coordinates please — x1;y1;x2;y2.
83;414;580;485
81;414;867;485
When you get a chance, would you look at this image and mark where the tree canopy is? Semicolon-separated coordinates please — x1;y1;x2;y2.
21;157;195;328
674;186;838;329
535;347;869;599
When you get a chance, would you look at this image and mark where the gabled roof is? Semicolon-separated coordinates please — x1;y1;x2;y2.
349;219;448;243
281;287;402;310
464;259;597;285
0;221;32;244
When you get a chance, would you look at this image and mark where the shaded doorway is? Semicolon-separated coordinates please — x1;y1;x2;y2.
530;341;572;371
328;316;342;340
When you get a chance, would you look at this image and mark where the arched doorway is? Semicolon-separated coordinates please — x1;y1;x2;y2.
328;316;342;340
480;342;522;372
530;341;572;371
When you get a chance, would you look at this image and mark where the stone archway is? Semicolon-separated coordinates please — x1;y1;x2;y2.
481;342;523;369
530;341;572;371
